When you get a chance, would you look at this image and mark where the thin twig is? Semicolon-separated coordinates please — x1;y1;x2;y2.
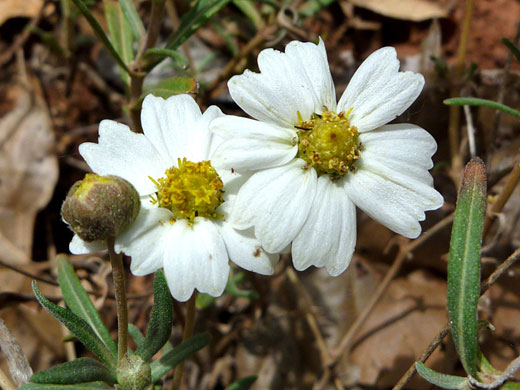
393;247;520;390
171;292;198;390
448;0;474;175
0;366;16;390
483;158;520;236
463;105;476;157
286;267;330;365
491;23;520;151
330;213;455;363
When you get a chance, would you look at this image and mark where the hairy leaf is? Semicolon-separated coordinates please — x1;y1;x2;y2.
31;358;116;385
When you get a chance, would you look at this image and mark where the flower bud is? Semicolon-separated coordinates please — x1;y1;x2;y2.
117;353;152;390
61;174;140;242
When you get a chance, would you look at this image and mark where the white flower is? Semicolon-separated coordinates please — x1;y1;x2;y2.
210;39;444;276
70;94;278;301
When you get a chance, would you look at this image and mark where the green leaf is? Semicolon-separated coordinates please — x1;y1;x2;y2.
57;255;117;357
143;0;231;70
19;382;112;389
143;48;189;68
104;0;135;85
31;358;116;385
299;0;335;17
150;333;210;383
70;0;131;74
225;272;259;300
502;382;520;389
447;157;487;377
196;293;216;309
128;323;145;348
136;270;173;362
32;282;115;369
233;0;264;30
502;38;520;63
118;0;145;40
225;375;258;390
415;363;468;389
444;97;520;120
131;77;197;110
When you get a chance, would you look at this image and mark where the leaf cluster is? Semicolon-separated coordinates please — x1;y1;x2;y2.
20;255;208;389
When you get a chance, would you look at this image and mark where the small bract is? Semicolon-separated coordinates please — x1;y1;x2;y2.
210;39;444;276
70;94;278;301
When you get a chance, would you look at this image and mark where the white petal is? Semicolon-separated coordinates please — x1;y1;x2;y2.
344;165;443;239
219;222;278;275
118;203;172;276
69;235;106;254
292;176;356;276
141;94;212;162
230;159;317;253
229;40;335;127
337;47;424;133
359;123;437;185
163;218;229;301
210;116;297;171
79;120;168;195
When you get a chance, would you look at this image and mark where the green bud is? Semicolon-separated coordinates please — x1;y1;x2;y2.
61;174;140;242
117;353;152;390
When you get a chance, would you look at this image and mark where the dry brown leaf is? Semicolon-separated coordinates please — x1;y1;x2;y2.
346;0;447;22
0;76;58;263
341;270;456;388
0;0;44;26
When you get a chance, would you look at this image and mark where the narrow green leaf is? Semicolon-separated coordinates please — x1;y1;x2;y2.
299;0;336;17
19;382;112;390
128;324;145;348
233;0;264;29
415;363;468;389
131;77;197;111
226;375;258;390
144;0;231;70
225;273;259;300
118;0;145;40
196;293;216;309
150;333;210;383
502;38;520;63
444;97;520;120
136;270;173;362
447;157;487;377
143;48;189;68
70;0;131;74
57;255;117;357
32;282;115;369
502;382;520;389
165;0;232;50
104;0;135;85
31;358;116;385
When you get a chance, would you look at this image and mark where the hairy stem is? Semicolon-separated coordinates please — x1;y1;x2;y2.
107;237;128;362
171;292;198;390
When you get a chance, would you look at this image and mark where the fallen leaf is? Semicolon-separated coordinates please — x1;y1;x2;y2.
0;75;58;263
345;0;448;22
0;0;44;26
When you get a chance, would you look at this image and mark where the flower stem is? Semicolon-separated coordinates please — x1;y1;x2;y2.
171;292;198;390
106;237;128;362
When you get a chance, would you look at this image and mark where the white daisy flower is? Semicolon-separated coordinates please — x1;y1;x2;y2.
210;39;444;277
69;94;278;301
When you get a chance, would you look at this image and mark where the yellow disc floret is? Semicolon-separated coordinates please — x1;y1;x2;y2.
150;158;224;223
296;109;362;179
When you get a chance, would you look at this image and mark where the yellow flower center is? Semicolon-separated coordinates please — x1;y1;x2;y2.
150;158;224;223
296;109;362;179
